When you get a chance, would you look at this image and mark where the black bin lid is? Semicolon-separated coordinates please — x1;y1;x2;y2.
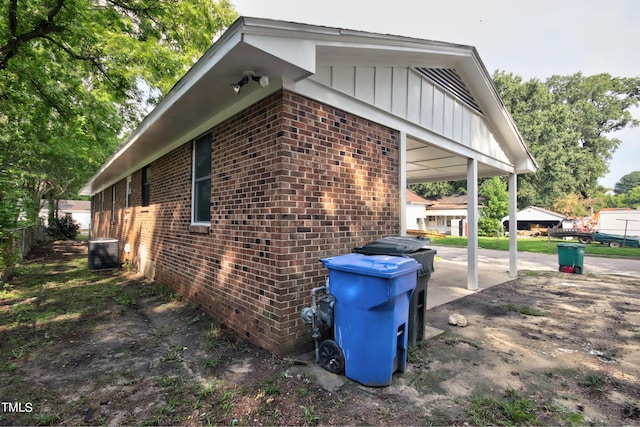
354;236;431;255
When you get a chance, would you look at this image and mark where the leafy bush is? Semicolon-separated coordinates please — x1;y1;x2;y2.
47;216;80;240
479;177;508;237
479;216;504;237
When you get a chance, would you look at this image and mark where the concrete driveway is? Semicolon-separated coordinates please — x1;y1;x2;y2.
426;244;639;309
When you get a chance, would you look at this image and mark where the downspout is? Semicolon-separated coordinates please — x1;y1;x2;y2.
399;132;407;235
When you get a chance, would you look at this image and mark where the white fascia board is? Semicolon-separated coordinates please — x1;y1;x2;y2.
241;17;472;75
241;26;317;75
241;17;470;52
456;53;537;174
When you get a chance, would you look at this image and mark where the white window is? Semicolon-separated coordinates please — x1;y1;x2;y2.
141;165;151;207
126;176;132;208
192;133;212;223
111;185;116;222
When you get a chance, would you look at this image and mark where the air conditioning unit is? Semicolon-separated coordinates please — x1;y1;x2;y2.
88;238;119;271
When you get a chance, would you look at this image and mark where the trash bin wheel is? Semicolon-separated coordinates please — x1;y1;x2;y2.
319;339;345;374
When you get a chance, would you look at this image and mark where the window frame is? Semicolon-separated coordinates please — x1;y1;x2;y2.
111;185;116;222
192;133;212;225
125;175;132;208
141;165;150;207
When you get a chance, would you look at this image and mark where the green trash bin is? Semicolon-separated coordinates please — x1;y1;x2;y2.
557;243;585;274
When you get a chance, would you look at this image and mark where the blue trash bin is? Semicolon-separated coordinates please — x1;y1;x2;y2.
320;253;420;386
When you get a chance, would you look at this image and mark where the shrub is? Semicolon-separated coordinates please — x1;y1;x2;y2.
47;216;80;240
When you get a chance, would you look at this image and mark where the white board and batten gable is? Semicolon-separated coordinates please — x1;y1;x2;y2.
275;21;537;182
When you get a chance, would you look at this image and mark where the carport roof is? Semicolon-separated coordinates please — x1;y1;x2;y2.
80;17;536;196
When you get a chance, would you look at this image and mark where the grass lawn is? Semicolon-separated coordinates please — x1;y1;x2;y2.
433;235;640;258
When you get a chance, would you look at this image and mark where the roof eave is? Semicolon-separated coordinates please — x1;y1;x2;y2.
456;49;538;174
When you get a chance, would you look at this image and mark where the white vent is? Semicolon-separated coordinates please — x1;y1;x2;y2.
415;68;482;114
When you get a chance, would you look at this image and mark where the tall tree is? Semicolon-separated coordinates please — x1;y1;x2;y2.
0;0;238;222
493;72;640;210
621;186;640;208
409;181;467;199
493;72;579;208
545;73;640;199
614;171;640;195
0;0;237;276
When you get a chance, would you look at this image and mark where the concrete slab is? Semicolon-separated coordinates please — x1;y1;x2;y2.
427;258;512;309
423;325;444;340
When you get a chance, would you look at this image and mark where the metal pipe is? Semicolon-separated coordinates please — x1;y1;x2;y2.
310;286;327;362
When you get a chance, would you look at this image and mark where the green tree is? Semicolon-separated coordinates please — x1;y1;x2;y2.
0;0;237;214
553;193;588;217
0;0;237;274
493;72;579;209
614;171;640;195
0;168;21;281
478;177;509;236
493;72;640;209
546;73;640;199
409;181;466;199
619;186;640;208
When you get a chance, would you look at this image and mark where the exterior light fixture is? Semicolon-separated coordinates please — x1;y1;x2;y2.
231;70;269;94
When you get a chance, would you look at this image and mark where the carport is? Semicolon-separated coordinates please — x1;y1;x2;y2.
305;52;537;290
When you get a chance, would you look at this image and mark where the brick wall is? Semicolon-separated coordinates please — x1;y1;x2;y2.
91;90;400;355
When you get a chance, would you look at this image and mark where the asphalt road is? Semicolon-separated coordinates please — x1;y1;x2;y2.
430;244;640;277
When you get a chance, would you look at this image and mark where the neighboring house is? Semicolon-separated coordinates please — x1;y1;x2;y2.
501;206;564;232
405;189;430;232
39;200;92;230
424;194;483;235
80;18;536;356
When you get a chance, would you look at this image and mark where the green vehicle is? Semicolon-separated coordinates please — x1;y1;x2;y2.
592;232;640;248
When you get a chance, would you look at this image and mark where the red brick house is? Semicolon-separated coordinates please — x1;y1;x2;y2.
80;17;536;355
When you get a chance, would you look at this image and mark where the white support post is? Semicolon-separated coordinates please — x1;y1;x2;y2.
467;158;479;291
399;132;407;235
509;173;518;277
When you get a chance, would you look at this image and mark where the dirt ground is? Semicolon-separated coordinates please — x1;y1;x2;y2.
1;240;639;425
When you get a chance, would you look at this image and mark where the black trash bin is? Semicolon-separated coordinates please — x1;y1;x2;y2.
354;236;436;346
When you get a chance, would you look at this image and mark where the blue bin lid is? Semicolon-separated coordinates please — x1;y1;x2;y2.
320;253;420;278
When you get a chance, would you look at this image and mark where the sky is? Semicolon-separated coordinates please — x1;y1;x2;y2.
232;0;640;189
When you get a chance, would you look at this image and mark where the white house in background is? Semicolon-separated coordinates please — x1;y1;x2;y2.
424;194;483;235
40;200;91;230
501;206;564;232
405;189;429;232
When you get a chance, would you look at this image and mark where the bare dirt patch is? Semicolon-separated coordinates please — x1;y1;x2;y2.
411;271;640;425
1;240;639;425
